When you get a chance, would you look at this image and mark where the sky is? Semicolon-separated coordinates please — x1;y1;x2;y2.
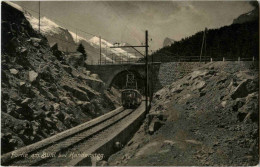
13;1;254;51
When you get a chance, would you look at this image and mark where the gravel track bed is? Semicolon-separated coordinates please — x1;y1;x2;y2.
9;108;133;166
44;107;142;166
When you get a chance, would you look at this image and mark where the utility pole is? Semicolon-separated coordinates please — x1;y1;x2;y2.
199;28;206;62
99;36;102;65
150;50;154;103
145;30;148;112
204;28;207;63
110;30;149;112
38;1;40;33
105;44;107;64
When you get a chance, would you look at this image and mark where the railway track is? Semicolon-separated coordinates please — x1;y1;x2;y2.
2;102;146;166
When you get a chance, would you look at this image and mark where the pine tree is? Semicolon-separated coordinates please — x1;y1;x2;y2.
77;43;87;62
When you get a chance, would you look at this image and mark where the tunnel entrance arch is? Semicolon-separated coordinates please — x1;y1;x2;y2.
109;70;145;95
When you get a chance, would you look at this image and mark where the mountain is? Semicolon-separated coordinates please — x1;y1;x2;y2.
233;8;259;24
24;11;79;53
163;37;176;47
117;42;144;58
88;37;139;62
8;2;139;64
149;19;258;62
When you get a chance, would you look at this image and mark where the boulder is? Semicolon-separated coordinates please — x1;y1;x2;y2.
90;74;100;80
19;81;26;86
63;84;89;101
63;115;72;127
81;102;94;113
96;160;108;166
66;52;85;67
148;112;168;122
221;101;227;108
52;103;60;111
30;37;42;43
44;117;56;127
191;80;206;91
21;98;32;106
171;84;183;93
9;68;19;75
231;79;258;99
148;118;165;135
84;70;91;76
232;98;246;112
38;65;54;82
16;106;34;119
7;109;19;119
163;140;176;147
190;70;209;80
50;43;64;61
33;110;46;119
54;110;65;121
76;101;84;105
62;64;72;74
45;111;54;117
28;70;38;82
20;47;27;55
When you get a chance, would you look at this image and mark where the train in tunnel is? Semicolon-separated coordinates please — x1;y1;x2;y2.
121;73;142;109
121;89;142;108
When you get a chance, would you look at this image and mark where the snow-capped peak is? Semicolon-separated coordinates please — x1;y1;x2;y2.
5;1;23;12
89;37;137;58
69;31;87;43
25;15;63;35
7;1;138;62
5;2;60;35
89;36;113;47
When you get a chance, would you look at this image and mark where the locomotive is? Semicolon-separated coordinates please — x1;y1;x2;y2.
121;73;142;109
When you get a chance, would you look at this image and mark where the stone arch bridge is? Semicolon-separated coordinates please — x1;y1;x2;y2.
86;62;203;93
86;63;161;92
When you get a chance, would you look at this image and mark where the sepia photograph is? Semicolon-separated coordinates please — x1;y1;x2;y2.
1;0;259;166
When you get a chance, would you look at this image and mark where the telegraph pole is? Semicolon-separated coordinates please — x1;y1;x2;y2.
38;1;40;33
145;30;148;112
204;28;207;63
150;50;154;103
105;44;107;64
200;27;207;62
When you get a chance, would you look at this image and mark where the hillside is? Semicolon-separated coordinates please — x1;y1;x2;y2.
233;2;259;24
1;2;120;154
150;11;258;62
108;61;259;166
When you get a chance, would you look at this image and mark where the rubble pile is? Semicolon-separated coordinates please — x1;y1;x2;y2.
108;61;258;166
1;2;119;154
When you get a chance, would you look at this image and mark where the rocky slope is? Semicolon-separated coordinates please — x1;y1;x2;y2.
107;61;259;166
1;2;120;154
